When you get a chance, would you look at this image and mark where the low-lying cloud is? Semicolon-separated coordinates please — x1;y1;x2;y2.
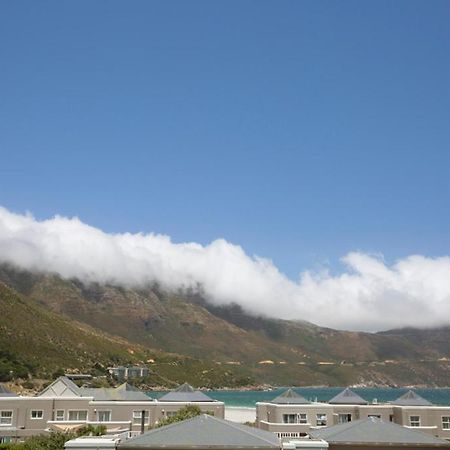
1;206;449;332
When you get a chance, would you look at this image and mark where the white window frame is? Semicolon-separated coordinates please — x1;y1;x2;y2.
338;413;352;424
316;413;327;427
0;411;13;426
443;416;450;430
283;414;297;424
30;410;44;420
55;410;65;421
68;410;88;421
298;413;308;424
410;415;421;427
132;410;149;425
97;410;112;422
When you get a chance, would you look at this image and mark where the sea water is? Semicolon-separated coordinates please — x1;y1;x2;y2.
150;387;450;407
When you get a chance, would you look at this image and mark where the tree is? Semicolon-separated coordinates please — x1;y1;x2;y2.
76;424;107;436
21;432;75;450
0;426;108;450
156;405;205;428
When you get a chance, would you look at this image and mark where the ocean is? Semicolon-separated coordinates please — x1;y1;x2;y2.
150;387;450;407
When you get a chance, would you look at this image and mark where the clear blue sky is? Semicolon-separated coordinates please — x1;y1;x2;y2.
1;0;449;278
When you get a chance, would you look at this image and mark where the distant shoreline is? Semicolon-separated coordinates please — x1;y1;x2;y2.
148;384;450;391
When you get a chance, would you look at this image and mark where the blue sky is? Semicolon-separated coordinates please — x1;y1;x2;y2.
1;0;449;278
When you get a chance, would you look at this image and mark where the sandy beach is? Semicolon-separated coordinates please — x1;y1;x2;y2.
225;406;256;423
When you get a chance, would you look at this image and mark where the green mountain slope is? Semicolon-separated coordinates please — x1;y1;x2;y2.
1;264;450;387
0;282;252;388
0;281;147;380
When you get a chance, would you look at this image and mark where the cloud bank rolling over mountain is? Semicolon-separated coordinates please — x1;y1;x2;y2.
0;205;449;332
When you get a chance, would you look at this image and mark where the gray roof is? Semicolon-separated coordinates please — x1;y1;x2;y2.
0;385;17;397
119;414;280;449
270;388;310;405
80;383;151;401
310;417;450;446
38;377;150;401
158;383;215;402
328;387;367;405
392;390;433;406
38;376;82;397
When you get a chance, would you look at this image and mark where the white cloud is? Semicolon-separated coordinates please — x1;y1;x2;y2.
0;205;450;332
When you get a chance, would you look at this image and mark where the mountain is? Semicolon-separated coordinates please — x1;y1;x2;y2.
0;281;252;389
1;263;450;387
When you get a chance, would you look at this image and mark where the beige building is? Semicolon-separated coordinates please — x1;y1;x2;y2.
103;413;280;450
256;388;450;440
0;378;224;444
309;416;450;450
64;413;450;450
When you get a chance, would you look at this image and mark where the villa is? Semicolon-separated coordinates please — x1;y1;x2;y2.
0;377;224;443
65;414;281;450
107;367;150;381
256;387;450;440
64;414;450;450
309;416;450;449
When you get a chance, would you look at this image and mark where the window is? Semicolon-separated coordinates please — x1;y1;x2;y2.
31;410;43;420
389;414;394;422
283;414;297;424
316;413;327;427
0;437;12;444
55;410;65;421
368;415;381;419
166;411;177;418
132;410;149;425
97;411;111;422
443;417;450;429
410;416;421;427
298;414;308;424
68;410;88;421
0;411;12;426
338;413;352;424
282;414;307;424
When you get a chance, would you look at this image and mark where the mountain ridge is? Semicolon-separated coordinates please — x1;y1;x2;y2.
1;263;450;387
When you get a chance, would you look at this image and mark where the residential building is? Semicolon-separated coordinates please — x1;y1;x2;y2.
107;367;150;381
65;414;450;450
116;414;280;450
256;388;450;440
0;378;224;443
309;416;450;449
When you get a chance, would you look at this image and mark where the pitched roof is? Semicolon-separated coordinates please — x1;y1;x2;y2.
0;385;17;397
328;388;367;405
119;414;280;449
309;417;450;446
392;390;433;406
80;383;151;401
270;388;310;404
38;376;82;397
158;383;215;402
38;377;150;401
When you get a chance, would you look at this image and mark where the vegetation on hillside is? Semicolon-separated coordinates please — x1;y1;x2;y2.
2;264;450;387
0;282;252;390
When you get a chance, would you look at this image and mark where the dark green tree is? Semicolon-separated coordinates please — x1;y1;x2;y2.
156;405;205;428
